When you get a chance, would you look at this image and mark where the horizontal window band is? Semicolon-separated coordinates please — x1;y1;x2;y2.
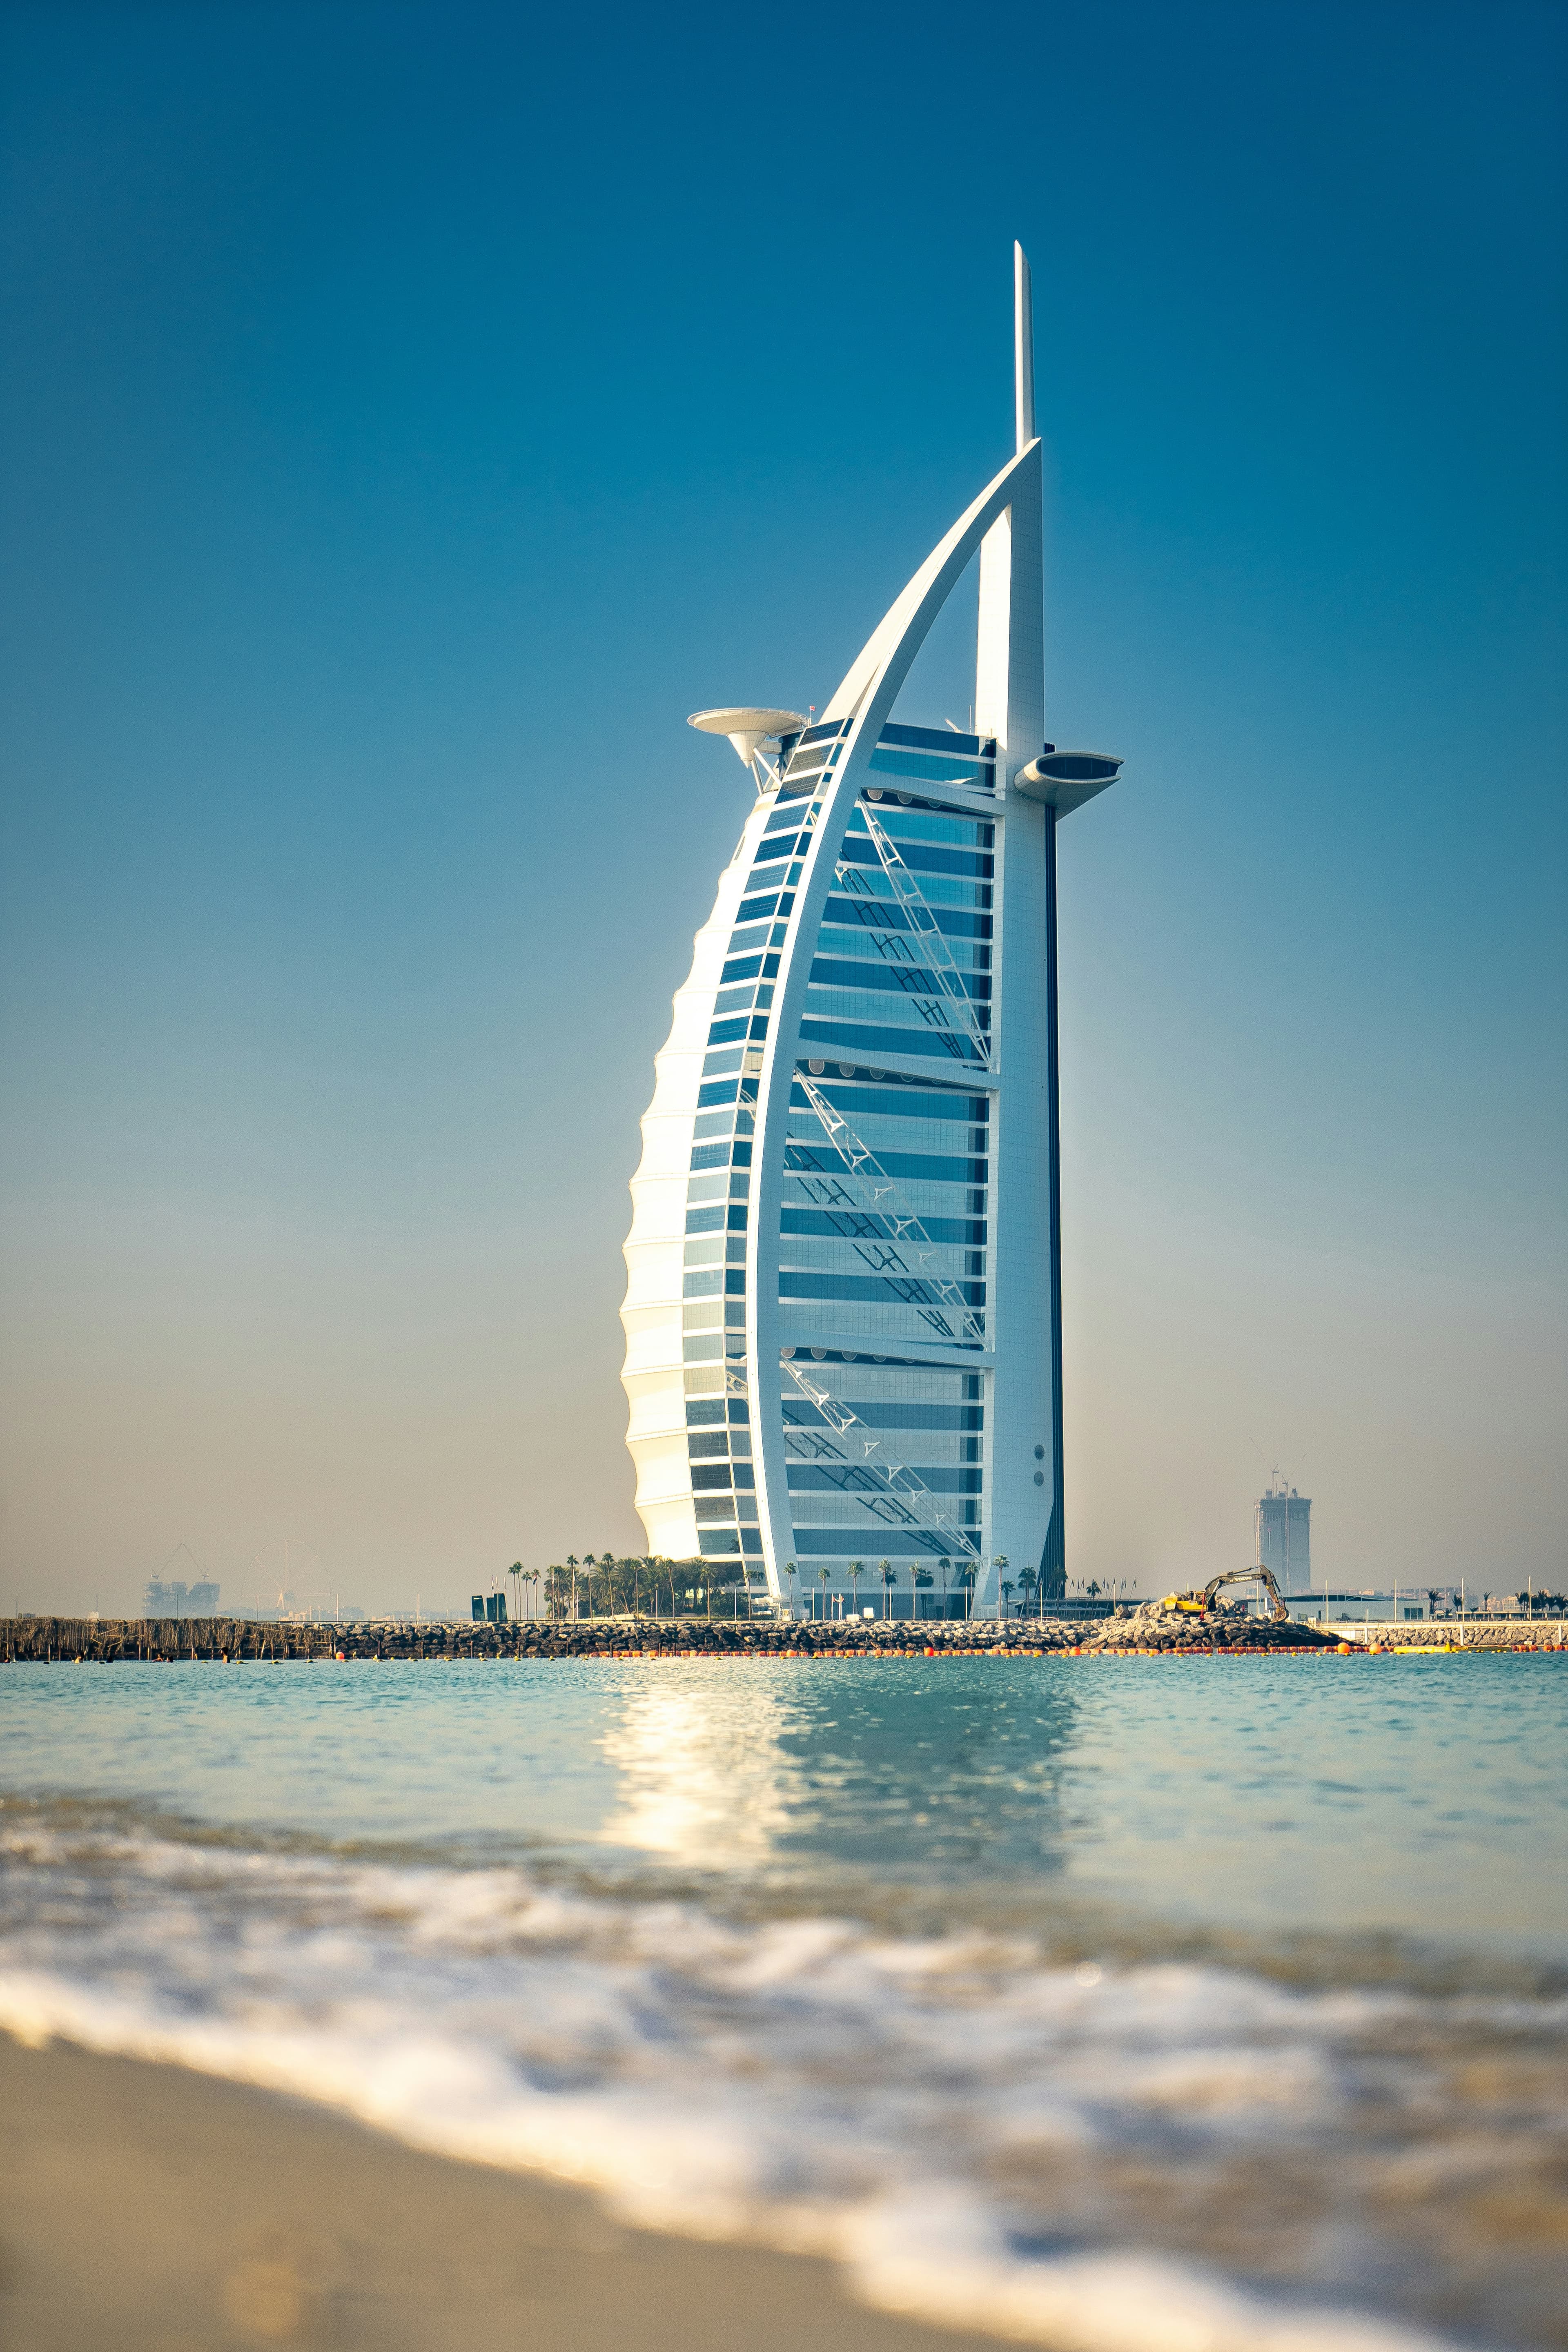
788;1081;987;1122
785;1526;972;1556
784;1142;988;1186
683;1272;723;1298
843;818;993;874
879;721;992;759
781;1209;986;1245
824;895;991;940
786;1467;984;1494
779;1272;985;1308
683;1336;724;1361
690;1466;733;1491
798;1019;987;1065
693;1497;737;1522
783;1401;984;1431
809;956;991;1000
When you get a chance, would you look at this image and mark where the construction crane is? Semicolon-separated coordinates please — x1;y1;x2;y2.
1161;1566;1290;1624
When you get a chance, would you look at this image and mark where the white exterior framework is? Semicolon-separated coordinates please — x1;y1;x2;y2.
620;247;1121;1619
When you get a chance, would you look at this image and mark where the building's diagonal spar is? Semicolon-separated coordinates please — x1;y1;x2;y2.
790;1072;986;1348
780;1356;980;1558
834;802;991;1068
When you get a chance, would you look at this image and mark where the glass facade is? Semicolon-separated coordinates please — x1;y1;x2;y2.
625;724;1008;1592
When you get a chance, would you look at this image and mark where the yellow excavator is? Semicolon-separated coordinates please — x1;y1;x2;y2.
1161;1566;1290;1624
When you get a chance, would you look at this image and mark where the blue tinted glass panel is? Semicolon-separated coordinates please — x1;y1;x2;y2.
868;748;983;785
797;1020;987;1065
784;1143;986;1185
808;958;990;1000
837;835;993;880
823;895;991;940
782;1209;984;1245
879;721;983;756
791;1083;986;1123
781;1400;983;1431
786;1466;983;1494
779;1272;985;1307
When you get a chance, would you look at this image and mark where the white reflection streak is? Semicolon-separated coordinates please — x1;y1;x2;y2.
600;1682;803;1862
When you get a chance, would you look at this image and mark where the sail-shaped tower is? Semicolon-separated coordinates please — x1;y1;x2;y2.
620;246;1120;1620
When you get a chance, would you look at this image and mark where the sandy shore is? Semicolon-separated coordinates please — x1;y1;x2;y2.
0;2031;1001;2352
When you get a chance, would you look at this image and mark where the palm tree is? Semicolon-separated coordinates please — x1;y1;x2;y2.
817;1565;832;1621
878;1559;894;1618
508;1562;524;1624
992;1555;1008;1622
1001;1579;1015;1616
847;1559;864;1617
784;1561;797;1619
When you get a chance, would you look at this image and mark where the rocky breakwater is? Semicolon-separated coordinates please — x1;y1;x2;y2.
6;1608;1344;1664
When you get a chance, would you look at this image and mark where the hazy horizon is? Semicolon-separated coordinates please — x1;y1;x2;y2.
2;0;1564;1618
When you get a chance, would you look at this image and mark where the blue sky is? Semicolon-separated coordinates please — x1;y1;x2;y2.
2;0;1563;1614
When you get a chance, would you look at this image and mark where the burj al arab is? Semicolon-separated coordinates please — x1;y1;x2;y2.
619;246;1122;1620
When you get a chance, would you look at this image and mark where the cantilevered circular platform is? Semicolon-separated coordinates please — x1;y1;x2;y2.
688;707;809;768
1012;747;1123;818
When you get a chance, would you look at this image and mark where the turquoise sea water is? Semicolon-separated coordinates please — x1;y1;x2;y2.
2;1653;1565;2350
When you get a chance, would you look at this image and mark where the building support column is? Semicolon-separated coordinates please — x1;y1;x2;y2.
1041;806;1066;1601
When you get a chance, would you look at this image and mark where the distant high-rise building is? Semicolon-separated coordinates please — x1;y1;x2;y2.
1256;1478;1311;1592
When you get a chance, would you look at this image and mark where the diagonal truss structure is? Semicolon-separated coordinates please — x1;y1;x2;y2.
780;1355;981;1559
790;1071;986;1348
833;800;991;1068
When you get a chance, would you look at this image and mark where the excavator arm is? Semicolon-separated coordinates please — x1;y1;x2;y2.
1161;1566;1290;1623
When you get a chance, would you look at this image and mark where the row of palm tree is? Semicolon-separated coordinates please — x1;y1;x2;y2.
496;1550;1094;1624
503;1555;753;1621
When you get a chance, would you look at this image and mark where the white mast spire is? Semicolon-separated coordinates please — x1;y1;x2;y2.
1014;240;1035;452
